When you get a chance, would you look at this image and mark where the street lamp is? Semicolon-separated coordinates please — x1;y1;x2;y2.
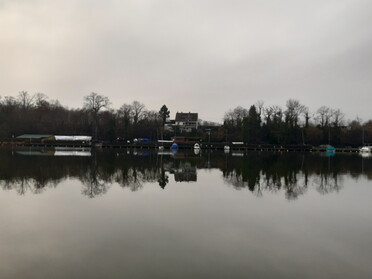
206;129;211;144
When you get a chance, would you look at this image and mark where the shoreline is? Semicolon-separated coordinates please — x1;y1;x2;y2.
0;141;361;153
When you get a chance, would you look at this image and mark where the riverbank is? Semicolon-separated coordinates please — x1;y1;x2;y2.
1;141;361;153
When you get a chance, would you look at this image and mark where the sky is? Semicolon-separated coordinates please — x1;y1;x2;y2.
1;0;371;123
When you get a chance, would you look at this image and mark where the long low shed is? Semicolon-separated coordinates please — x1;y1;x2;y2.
54;136;92;141
17;134;92;142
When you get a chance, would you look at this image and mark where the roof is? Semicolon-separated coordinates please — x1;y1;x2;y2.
175;112;198;122
16;151;53;156
16;134;53;139
55;136;92;141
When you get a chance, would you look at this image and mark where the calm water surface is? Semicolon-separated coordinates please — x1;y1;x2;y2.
0;148;372;279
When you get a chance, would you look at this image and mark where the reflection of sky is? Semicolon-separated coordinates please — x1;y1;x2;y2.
0;172;372;278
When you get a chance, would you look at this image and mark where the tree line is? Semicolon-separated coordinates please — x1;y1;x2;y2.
0;91;371;146
223;99;372;146
0;91;169;141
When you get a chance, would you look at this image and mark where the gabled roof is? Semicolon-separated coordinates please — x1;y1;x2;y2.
175;112;198;122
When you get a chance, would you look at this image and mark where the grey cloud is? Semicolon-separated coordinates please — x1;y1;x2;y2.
1;0;371;122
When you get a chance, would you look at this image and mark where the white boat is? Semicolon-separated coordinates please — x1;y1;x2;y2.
224;145;230;151
359;146;372;153
194;143;201;149
361;152;372;158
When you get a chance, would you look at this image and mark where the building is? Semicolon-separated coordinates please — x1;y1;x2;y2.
16;134;92;144
164;119;176;132
16;134;54;142
174;112;198;132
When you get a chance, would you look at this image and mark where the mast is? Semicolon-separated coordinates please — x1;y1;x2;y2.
328;126;331;145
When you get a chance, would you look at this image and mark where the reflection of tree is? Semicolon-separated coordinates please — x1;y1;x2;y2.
158;168;169;189
115;168;144;191
0;177;60;195
157;155;168;189
310;155;343;195
221;153;352;200
15;178;33;195
284;175;307;201
0;149;371;200
81;168;109;198
223;154;261;191
314;173;342;195
253;179;263;198
80;154;110;198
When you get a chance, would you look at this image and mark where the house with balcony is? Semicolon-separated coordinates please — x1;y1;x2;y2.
174;112;198;133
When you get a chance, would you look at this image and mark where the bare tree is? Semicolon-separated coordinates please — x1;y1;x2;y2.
117;104;133;139
263;106;273;124
118;104;132;121
130;101;146;125
144;110;161;122
271;105;283;124
1;96;17;112
223;106;248;128
255;100;264;117
83;92;110;114
315;106;333;129
17;91;35;111
303;107;310;128
285;99;307;127
34;93;49;108
83;92;110;139
331;109;344;128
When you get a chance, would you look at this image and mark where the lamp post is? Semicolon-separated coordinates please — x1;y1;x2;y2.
206;129;211;144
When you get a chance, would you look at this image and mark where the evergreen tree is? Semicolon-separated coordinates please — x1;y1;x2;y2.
159;105;170;126
243;105;261;144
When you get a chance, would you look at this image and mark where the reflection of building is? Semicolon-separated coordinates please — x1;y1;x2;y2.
16;134;92;144
172;137;200;144
164;161;197;182
174;169;197;182
16;147;91;157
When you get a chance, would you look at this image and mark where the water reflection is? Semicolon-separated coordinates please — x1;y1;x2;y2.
222;152;348;200
16;147;91;157
1;148;371;199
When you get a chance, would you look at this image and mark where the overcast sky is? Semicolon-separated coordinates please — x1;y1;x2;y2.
1;0;371;122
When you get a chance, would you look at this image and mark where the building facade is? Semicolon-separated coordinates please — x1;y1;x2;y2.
174;112;198;132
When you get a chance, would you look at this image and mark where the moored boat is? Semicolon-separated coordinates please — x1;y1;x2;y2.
326;145;336;152
359;146;372;153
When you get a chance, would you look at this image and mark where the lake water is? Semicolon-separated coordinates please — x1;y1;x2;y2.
0;148;372;279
